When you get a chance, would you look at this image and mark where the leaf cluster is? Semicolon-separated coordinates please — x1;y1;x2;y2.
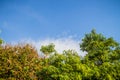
0;29;120;80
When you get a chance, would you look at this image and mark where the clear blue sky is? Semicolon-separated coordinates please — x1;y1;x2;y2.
0;0;120;42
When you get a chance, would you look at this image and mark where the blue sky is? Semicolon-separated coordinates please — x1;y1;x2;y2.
0;0;120;42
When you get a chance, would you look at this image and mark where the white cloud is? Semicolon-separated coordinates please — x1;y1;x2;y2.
18;37;87;57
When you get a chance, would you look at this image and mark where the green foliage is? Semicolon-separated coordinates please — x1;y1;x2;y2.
0;44;41;80
40;43;56;56
80;29;120;79
0;29;120;80
80;29;119;65
0;38;4;45
37;50;83;80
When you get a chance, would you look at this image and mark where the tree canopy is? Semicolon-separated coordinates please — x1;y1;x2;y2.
0;29;120;80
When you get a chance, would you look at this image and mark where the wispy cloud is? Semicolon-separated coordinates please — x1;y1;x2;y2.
16;37;87;57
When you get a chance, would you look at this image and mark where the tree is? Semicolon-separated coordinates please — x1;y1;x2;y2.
80;29;119;65
1;29;120;80
80;29;120;79
0;44;42;80
0;38;4;45
37;50;83;80
37;50;95;80
40;43;56;58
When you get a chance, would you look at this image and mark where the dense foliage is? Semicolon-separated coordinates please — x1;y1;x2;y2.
0;29;120;80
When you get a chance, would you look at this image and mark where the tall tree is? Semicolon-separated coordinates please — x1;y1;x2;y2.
80;29;119;65
80;29;120;79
